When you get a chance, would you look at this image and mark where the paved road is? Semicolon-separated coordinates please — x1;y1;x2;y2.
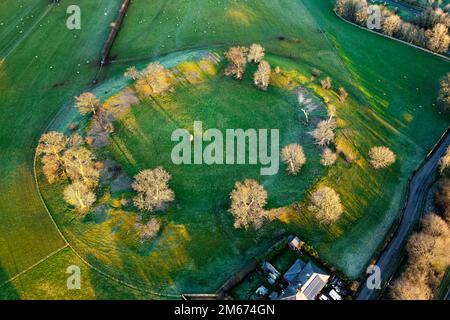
357;128;450;300
375;0;422;16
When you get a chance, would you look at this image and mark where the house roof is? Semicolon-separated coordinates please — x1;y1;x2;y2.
289;236;302;247
298;273;329;300
261;261;281;278
279;259;329;300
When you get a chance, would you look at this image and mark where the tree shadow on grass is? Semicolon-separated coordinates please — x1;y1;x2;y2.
86;254;141;300
0;265;20;300
87;253;166;300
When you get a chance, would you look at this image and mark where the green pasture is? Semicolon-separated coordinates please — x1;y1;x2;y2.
0;247;155;300
39;56;327;294
108;0;449;278
0;0;449;299
0;0;133;299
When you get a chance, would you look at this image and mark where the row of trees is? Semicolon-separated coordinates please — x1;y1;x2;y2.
308;107;396;169
335;0;450;53
225;44;272;91
39;129;176;233
38;131;100;213
390;146;450;299
390;212;450;299
403;0;448;11
228;178;345;229
438;72;450;113
227;68;397;228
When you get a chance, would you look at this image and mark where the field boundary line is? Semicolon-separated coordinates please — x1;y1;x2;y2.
0;244;68;289
334;11;450;63
2;3;54;61
100;0;131;66
33;147;180;299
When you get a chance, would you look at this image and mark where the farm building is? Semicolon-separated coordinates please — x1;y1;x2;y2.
288;235;304;251
261;261;281;285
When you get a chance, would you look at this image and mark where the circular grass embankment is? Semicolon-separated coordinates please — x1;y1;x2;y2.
37;51;327;295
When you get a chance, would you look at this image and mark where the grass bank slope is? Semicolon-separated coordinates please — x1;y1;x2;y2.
0;0;130;298
107;0;449;278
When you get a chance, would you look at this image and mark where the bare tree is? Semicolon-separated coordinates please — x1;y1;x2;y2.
427;23;450;53
124;66;139;80
439;146;450;173
308;186;344;223
63;181;96;213
135;217;161;242
422;213;450;238
75;92;100;116
312;68;321;78
311;118;336;146
438;72;450;113
132;167;175;212
281;144;306;175
383;15;402;36
224;46;248;80
229;179;268;229
320;77;332;90
63;147;100;189
407;232;438;263
248;44;265;63
408;225;449;272
436;178;450;214
321;148;338;166
92;109;115;134
369;146;396;169
338;86;349;103
355;2;369;25
135;62;172;97
67;133;84;148
335;0;369;23
253;60;271;91
390;265;433;300
38;131;68;183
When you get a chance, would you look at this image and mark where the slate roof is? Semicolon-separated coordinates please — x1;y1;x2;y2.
278;259;329;300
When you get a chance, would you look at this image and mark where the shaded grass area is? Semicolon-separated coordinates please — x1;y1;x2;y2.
0;248;157;300
230;247;298;300
0;0;131;297
39;59;326;295
106;0;450;279
299;0;450;276
435;267;450;300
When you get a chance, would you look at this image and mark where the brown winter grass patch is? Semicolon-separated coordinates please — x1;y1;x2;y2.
225;6;256;26
175;58;219;84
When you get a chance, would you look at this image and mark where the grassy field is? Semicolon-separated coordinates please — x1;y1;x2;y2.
0;0;449;299
0;247;156;300
38;53;327;295
0;0;149;299
107;0;450;279
109;0;351;79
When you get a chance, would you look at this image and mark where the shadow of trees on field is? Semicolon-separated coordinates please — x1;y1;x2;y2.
0;265;20;300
